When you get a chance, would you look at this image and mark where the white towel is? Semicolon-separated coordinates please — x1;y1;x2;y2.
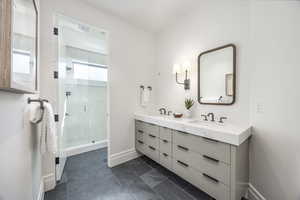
40;103;57;154
141;89;150;107
29;104;43;124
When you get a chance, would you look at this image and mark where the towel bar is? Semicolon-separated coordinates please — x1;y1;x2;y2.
27;98;49;123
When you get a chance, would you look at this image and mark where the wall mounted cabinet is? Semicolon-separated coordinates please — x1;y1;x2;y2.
0;0;38;93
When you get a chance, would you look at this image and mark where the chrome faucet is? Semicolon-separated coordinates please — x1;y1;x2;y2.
207;113;215;122
167;110;173;116
159;108;167;115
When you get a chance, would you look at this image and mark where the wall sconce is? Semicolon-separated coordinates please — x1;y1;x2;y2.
173;61;191;90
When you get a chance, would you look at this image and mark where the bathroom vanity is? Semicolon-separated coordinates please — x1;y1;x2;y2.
134;113;251;200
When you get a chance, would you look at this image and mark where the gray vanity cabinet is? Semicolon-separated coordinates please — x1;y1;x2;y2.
135;120;249;200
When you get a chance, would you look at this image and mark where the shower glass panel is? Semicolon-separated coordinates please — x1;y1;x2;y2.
57;15;108;152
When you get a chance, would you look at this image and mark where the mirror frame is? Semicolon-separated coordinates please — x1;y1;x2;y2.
197;44;236;105
0;0;38;93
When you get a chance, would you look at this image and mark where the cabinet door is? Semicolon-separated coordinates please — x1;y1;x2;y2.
11;0;38;91
0;0;38;93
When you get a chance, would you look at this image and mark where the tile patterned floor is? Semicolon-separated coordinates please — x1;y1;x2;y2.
45;148;214;200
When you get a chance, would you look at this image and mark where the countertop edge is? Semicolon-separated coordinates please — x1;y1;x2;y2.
134;114;252;146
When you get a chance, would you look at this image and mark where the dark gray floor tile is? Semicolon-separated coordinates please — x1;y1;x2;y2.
140;156;161;169
111;164;141;186
68;175;126;200
183;182;214;200
140;169;167;188
45;148;212;200
165;171;190;189
126;179;163;200
44;183;67;200
153;180;194;200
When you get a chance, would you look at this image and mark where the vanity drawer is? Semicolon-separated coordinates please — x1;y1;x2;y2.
173;143;230;185
173;130;231;164
146;133;159;148
188;167;230;200
145;123;159;137
135;120;146;132
146;145;159;162
136;139;146;154
173;159;230;200
136;129;144;141
159;139;172;155
159;152;172;171
159;127;172;141
173;158;193;183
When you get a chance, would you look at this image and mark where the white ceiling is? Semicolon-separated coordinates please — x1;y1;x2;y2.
84;0;199;32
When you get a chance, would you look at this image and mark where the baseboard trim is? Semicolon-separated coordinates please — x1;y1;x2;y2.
43;173;56;192
65;140;107;157
248;183;266;200
37;180;44;200
108;148;140;167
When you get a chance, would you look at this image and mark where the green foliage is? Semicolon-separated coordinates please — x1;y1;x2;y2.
185;98;194;110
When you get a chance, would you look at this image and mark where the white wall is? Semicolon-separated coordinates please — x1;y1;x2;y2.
155;0;250;126
39;0;156;183
249;1;300;199
156;0;300;199
0;94;42;200
0;1;42;200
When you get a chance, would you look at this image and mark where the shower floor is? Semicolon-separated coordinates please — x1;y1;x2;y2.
45;148;213;200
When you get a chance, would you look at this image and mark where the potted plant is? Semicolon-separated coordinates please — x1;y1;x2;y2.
185;98;194;118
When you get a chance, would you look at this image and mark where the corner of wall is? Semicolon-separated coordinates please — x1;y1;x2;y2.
43;173;56;192
108;148;140;167
248;183;266;200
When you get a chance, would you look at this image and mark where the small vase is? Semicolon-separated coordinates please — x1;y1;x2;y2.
185;109;192;118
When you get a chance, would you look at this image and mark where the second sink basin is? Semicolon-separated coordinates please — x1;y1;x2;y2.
187;119;210;126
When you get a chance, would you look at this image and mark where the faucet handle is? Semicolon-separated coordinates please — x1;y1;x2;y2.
167;111;173;116
158;108;167;115
158;108;163;115
218;117;227;123
201;114;208;121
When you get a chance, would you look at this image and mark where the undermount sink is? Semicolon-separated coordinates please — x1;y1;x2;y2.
187;119;210;126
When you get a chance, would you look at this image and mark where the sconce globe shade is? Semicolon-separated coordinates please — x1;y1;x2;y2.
182;60;192;72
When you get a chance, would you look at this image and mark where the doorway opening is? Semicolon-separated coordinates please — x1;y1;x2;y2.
55;15;109;181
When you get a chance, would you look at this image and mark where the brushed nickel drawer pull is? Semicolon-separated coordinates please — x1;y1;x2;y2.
202;173;219;183
203;155;219;163
177;145;189;151
149;134;156;138
202;137;219;143
163;139;168;143
138;130;144;133
163;153;168;157
177;160;189;167
149;146;156;151
138;140;144;144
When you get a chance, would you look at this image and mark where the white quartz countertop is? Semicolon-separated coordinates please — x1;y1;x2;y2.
134;113;252;146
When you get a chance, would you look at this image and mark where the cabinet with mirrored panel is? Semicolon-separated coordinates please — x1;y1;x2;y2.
0;0;38;93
